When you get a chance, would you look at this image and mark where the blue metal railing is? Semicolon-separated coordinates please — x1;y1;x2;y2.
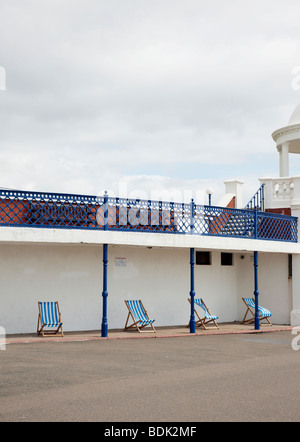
245;184;265;211
0;188;297;242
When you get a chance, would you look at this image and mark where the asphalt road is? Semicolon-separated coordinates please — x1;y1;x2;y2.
1;331;300;422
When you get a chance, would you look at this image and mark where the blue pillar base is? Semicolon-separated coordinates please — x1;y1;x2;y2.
254;294;260;331
101;322;108;338
190;318;196;334
254;317;260;331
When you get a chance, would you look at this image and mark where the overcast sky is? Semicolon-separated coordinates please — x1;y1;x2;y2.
1;0;300;205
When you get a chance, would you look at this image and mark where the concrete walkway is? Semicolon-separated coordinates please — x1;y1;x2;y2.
5;322;293;345
1;328;299;422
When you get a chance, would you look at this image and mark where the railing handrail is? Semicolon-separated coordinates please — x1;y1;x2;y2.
0;188;297;243
201;203;296;220
0;188;103;203
0;187;275;215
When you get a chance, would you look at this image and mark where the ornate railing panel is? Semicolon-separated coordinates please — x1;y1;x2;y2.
245;184;265;211
0;189;297;242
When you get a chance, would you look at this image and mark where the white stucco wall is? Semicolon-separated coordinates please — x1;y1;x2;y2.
0;244;102;334
236;252;291;324
0;242;292;334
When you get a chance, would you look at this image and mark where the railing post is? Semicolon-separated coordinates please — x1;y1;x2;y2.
190;198;195;235
190;247;196;333
103;191;108;231
254;207;258;239
101;191;109;338
159;200;162;227
261;184;265;211
254;251;260;331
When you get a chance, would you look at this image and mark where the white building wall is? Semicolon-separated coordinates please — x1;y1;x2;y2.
0;244;102;334
291;254;300;325
109;246;190;329
236;252;291;324
193;251;238;322
0;243;292;334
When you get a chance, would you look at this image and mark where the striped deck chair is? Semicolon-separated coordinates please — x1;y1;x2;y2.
124;300;156;333
241;297;272;325
188;298;219;330
37;301;64;337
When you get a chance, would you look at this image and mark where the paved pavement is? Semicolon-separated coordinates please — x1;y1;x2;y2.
4;322;293;344
1;325;300;422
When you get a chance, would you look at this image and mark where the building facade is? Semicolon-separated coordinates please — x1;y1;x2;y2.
1;105;300;335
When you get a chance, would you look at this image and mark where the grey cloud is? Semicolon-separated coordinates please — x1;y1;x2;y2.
0;0;300;199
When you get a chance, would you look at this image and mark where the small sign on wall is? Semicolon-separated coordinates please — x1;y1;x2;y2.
115;257;127;267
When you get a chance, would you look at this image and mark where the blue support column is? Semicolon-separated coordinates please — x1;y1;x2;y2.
189;199;196;333
190;248;196;334
101;244;108;337
254;251;260;331
101;191;109;338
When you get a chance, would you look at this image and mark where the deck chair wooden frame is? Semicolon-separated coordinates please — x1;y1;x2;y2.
124;300;156;333
188;298;219;330
241;297;272;325
37;301;64;337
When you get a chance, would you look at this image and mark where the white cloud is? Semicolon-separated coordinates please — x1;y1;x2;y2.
0;0;300;205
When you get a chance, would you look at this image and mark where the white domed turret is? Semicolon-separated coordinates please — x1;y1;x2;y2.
288;103;300;125
272;103;300;177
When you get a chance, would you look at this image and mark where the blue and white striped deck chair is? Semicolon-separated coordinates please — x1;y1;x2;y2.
188;298;219;329
242;298;272;325
37;301;64;337
124;300;156;333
